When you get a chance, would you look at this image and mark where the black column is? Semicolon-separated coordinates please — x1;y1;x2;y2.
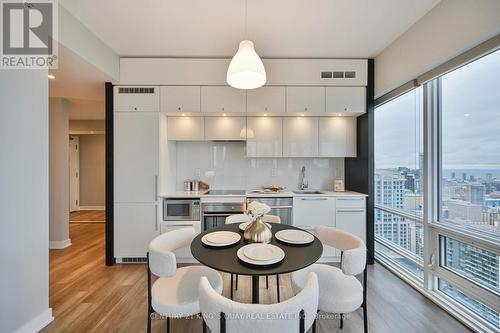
105;82;115;266
344;59;375;264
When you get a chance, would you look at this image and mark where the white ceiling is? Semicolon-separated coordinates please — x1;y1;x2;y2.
49;44;109;120
60;0;440;58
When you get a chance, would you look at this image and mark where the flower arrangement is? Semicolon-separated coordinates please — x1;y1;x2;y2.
246;201;271;219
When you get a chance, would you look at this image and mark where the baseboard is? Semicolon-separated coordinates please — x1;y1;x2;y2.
79;206;105;211
49;239;72;249
14;308;53;333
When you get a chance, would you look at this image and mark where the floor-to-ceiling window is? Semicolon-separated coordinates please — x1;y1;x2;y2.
374;86;425;281
375;49;500;332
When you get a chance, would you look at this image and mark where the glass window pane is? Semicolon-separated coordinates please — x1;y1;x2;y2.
375;208;424;259
376;241;423;280
438;279;499;329
441;236;499;296
439;49;500;240
375;87;424;217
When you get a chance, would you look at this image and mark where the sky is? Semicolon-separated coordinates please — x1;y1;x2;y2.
375;49;500;170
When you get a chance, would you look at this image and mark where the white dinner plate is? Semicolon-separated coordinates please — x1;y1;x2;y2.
243;243;282;261
202;231;241;247
237;244;285;266
238;221;272;231
275;230;314;244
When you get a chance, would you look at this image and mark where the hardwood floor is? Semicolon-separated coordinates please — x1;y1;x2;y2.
42;223;472;333
70;210;105;223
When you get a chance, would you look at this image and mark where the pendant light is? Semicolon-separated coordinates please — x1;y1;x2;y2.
227;0;266;89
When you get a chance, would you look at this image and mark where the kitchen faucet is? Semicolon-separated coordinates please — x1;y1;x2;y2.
299;166;309;190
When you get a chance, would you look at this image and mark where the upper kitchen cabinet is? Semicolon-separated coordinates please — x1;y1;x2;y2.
283;117;319;157
204;117;246;141
247;87;286;113
246;117;282;157
114;112;159;203
114;86;160;112
286;87;325;113
319;117;357;157
326;87;366;115
167;116;204;141
201;86;246;113
160;86;200;113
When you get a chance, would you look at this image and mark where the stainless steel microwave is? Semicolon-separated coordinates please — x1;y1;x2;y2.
163;199;201;221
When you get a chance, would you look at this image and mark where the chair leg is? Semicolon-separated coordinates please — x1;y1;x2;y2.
266;275;269;289
235;274;238;290
202;317;207;333
363;305;368;333
312;310;319;333
166;317;170;333
276;274;280;302
340;313;343;329
147;312;152;333
230;274;234;300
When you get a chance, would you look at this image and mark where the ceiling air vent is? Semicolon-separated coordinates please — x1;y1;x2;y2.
118;87;155;94
344;71;356;78
321;71;333;79
332;71;344;78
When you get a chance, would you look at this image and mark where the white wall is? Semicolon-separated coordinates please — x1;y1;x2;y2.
375;0;500;97
78;134;105;207
49;98;70;248
0;71;52;332
173;142;344;191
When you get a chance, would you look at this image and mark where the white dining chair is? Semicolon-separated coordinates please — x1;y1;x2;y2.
225;214;282;301
200;272;319;333
147;227;223;333
291;226;368;333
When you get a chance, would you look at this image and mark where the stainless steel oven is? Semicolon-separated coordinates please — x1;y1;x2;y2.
246;197;293;225
163;198;201;221
202;199;246;231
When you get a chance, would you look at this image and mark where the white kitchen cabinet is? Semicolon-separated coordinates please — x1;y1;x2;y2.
286;87;325;113
160;221;201;261
247;87;286;113
283;117;319;157
114;86;160;112
293;196;337;257
204;117;246;141
201;86;246;113
167;116;204;141
161;86;200;113
335;197;366;244
246;117;282;157
114;112;159;203
319;117;357;157
114;203;160;258
326;87;366;114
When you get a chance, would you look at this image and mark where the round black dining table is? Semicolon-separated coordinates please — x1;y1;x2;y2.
191;223;323;304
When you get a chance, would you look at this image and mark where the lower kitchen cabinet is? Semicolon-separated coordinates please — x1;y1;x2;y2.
114;203;160;259
160;221;201;261
335;197;366;243
293;196;337;258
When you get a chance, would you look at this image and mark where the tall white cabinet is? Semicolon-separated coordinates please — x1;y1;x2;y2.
114;88;160;260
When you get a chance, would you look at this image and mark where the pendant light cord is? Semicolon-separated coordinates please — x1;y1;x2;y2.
245;0;248;39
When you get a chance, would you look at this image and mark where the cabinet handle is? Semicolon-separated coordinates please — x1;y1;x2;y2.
222;107;225;111
155;204;159;231
304;107;308;111
301;198;327;201
178;106;181;111
154;175;158;198
167;224;194;227
336;209;365;212
337;197;364;201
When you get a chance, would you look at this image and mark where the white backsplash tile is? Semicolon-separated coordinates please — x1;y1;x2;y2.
174;142;344;191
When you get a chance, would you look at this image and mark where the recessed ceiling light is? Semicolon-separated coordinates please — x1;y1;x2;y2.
223;113;227;117
181;113;186;117
48;74;55;79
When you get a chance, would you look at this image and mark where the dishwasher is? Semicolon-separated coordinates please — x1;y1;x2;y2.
246;197;293;225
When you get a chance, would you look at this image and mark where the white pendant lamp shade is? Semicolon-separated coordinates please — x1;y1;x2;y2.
227;40;266;90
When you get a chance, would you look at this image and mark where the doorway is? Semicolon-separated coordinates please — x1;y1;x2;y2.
69;136;80;212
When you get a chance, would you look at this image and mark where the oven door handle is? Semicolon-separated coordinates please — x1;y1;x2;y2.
203;213;243;217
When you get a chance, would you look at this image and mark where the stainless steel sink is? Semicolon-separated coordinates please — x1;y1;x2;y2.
293;190;324;194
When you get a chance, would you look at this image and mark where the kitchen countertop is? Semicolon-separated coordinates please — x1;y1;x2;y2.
159;190;368;198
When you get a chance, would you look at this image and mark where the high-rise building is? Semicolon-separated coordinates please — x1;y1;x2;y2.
467;183;486;205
